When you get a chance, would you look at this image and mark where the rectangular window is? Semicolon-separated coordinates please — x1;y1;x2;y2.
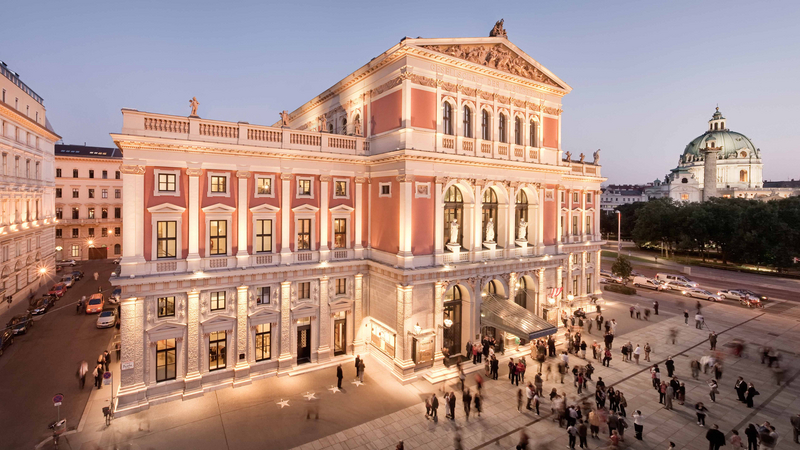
572;216;578;235
88;208;95;219
88;189;95;199
573;277;579;295
573;192;579;203
114;207;121;219
115;171;120;179
255;219;272;253
298;282;310;299
89;170;94;179
334;218;347;249
297;219;311;250
560;192;565;203
157;221;177;258
298;179;311;196
157;296;175;317
115;189;121;199
88;228;95;237
210;291;225;311
334;180;347;197
209;220;227;255
55;188;62;198
208;331;226;371
587;275;593;292
55;208;62;220
257;178;272;195
336;278;346;295
158;173;176;192
72;208;79;219
72;188;79;198
257;286;270;305
72;228;79;238
114;227;121;235
586;193;592;203
101;189;108;198
586;216;592;235
255;324;271;361
156;339;176;382
380;183;391;197
55;229;62;238
73;169;78;178
210;175;226;193
102;170;108;179
71;244;80;257
101;228;108;237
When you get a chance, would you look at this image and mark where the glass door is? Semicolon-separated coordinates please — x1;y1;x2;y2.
334;314;346;356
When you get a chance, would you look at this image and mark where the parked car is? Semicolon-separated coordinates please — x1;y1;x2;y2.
59;275;75;288
6;312;34;335
70;270;85;281
683;288;722;302
28;297;55;315
718;289;747;300
110;287;122;303
0;330;13;356
632;276;665;291
656;273;698;287
48;283;68;298
600;271;623;284
96;309;118;329
662;279;694;291
85;293;105;314
735;288;768;302
112;258;121;265
56;259;77;267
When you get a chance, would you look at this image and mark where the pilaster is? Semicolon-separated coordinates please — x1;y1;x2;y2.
353;273;365;353
183;290;202;399
278;281;293;373
393;284;415;380
119;164;146;274
354;177;365;258
236;170;250;268
580;251;587;297
116;296;148;412
537;268;546;316
317;276;332;362
434;178;445;265
319;175;330;261
433;281;445;366
233;285;251;386
537;186;545;253
186;167;202;271
595;249;602;294
280;173;292;264
396;174;414;267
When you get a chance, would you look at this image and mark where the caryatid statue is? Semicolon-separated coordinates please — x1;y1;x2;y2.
485;218;495;242
518;219;528;241
189;97;199;117
449;219;459;244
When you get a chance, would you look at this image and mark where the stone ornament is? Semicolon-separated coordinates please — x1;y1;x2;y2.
449;219;459;244
422;44;559;87
189;97;199;117
579;153;585;163
490;19;508;38
593;149;601;164
485;218;495;243
353;115;362;136
518;219;528;241
319;115;327;132
564;151;572;162
279;110;289;127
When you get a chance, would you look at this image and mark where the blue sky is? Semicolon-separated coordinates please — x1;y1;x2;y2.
3;0;798;184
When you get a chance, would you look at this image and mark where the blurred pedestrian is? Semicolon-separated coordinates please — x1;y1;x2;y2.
336;364;343;389
94;363;104;389
78;360;89;389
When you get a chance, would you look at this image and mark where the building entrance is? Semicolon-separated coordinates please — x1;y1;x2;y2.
88;247;107;259
333;317;346;356
297;325;311;364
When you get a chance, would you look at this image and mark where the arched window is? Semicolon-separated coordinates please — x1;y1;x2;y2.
498;113;507;143
681;178;688;184
444;186;464;249
721;122;725;129
481;110;490;140
514;116;522;145
463;105;472;138
442;102;453;135
482;188;498;243
114;244;121;255
341;118;347;135
515;190;528;240
486;280;501;295
529;120;538;147
443;286;462;358
514;276;527;308
714;123;718;130
740;170;748;182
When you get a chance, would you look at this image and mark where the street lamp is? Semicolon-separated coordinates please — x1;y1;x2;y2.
615;210;621;255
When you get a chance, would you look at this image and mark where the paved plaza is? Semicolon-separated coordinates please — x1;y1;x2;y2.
40;288;800;450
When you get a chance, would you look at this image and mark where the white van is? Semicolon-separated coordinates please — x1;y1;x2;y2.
632;276;664;291
655;273;698;288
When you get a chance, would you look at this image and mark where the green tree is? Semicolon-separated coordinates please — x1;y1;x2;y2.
611;255;633;281
632;198;679;256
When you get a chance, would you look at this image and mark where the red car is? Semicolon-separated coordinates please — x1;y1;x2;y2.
48;283;68;298
85;293;105;314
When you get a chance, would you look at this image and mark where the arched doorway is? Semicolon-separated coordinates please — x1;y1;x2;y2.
515;190;528;241
482;188;498;243
443;285;463;358
514;276;528;307
444;186;464;249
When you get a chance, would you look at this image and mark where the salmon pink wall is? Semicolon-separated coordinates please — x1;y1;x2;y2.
543;184;558;245
201;170;237;256
543;117;559;149
370;90;402;135
289;175;320;251
370;176;399;254
143;167;189;261
411;177;434;254
410;89;436;130
248;173;282;254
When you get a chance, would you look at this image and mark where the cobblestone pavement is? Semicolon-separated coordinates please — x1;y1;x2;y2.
292;299;800;450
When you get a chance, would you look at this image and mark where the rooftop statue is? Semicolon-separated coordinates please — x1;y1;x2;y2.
579;153;586;163
593;149;601;164
279;110;289;127
189;97;199;117
490;19;507;38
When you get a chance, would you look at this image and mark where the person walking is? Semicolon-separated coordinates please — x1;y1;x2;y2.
745;383;759;408
730;430;744;449
358;359;365;383
474;391;482;417
516;429;529;450
644;343;652;362
696;402;709;427
532;392;540;415
618;392;628;417
709;379;719;402
336;364;343;389
709;332;718;351
745;424;759;450
103;351;111;372
691;359;701;379
448;391;457;420
659;381;667;404
791;412;800;444
666;356;675;377
608;411;620;437
633;344;641;364
589;409;600;438
430;393;439;421
78;360;89;389
517;388;523;412
706;424;726;450
654;300;659;315
93;271;99;281
577;419;588;448
525;383;534;410
567;422;578;449
462;389;472;420
534;372;543;396
695;313;704;329
602;348;612;367
665;384;674;410
93;363;103;389
354;355;361;379
735;377;747;402
684;310;689;325
632;410;644;440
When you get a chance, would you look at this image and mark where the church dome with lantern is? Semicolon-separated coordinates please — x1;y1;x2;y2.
680;108;760;163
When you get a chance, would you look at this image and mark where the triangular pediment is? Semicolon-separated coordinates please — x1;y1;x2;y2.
412;38;569;91
146;321;186;340
202;203;236;214
292;204;320;213
250;203;280;213
147;203;186;214
201;314;236;327
330;204;354;213
291;303;318;317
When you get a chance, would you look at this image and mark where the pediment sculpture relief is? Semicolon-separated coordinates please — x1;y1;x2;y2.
422;44;559;87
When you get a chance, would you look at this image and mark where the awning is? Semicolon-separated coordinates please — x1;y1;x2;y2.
480;294;557;340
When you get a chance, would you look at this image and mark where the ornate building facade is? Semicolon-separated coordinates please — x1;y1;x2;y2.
0;62;59;305
54;144;124;260
112;27;605;414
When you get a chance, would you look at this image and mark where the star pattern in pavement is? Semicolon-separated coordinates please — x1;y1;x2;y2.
303;392;317;400
276;399;290;408
328;386;341;393
351;381;363;387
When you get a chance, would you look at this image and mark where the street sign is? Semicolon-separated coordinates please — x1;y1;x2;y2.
53;394;64;407
103;371;112;385
121;361;134;370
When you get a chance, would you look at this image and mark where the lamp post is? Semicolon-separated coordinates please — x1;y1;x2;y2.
616;210;621;255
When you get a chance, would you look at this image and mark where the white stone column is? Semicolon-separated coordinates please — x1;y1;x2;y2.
280;173;292;264
595;249;602;294
580;251;587;297
537;268;546;316
186;168;202;271
473;183;483;253
397;174;414;267
183;290;202;398
393;284;414;380
434;178;444;265
319;175;330;261
433;281;445;366
236;171;250;268
506;186;516;253
117;296;147;411
400;70;411;149
119;165;145;273
537;187;545;252
594;191;601;241
353;273;365;353
233;285;251;386
278;281;293;373
317;276;331;362
567;253;574;296
580;189;587;241
556;186;563;245
354;177;365;258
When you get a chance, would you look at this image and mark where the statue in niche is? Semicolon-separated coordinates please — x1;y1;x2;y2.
489;19;508;38
354;115;362;136
279;110;289;127
319;115;327;132
485;218;495;242
449;219;459;244
189;97;199;117
518;219;528;241
593;149;601;164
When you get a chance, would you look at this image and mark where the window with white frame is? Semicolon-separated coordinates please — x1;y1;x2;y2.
333;218;347;249
586;192;592;203
255;219;272;253
158;172;176;192
379;182;391;198
208;331;226;371
207;172;229;197
210;291;225;310
158;296;175;317
298;282;310;300
209;220;227;255
333;179;349;199
297;219;311;250
148;204;185;261
257;286;270;305
157;221;177;258
336;278;346;295
255;176;274;197
297;177;313;198
443;101;454;136
255;324;271;361
573;192;579;203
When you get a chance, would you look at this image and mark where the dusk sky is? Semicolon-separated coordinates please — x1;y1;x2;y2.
3;0;798;184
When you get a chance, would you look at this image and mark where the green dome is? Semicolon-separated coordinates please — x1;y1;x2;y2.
682;130;757;160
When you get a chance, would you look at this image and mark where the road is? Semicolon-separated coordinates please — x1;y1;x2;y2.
0;260;118;450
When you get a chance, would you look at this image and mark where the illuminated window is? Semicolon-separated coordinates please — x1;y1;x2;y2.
442;102;453;135
208;331;226;371
209;220;227;255
255;219;272;253
257;177;272;195
210;291;225;311
334;218;347;249
156;339;176;382
210;176;226;193
298;282;311;299
463;105;472;138
157;296;175;317
157;221;177;258
255;324;271;361
158;173;176;192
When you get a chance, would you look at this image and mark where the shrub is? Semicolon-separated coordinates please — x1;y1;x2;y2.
604;284;637;295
